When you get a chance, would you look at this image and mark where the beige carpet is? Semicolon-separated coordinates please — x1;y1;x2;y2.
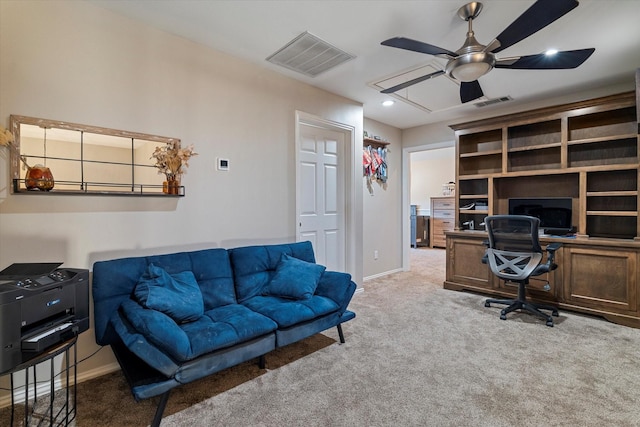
4;248;640;426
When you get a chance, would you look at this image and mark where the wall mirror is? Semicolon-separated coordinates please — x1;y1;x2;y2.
9;115;182;196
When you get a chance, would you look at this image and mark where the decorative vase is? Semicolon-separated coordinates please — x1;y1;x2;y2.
166;176;180;195
25;164;55;191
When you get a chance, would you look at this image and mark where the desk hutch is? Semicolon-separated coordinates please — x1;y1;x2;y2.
444;86;640;329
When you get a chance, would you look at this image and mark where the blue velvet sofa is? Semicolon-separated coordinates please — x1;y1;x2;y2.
92;241;356;426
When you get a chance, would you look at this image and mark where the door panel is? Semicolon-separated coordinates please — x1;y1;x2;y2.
298;124;345;271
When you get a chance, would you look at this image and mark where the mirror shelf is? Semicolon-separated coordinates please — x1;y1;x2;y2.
9;115;184;197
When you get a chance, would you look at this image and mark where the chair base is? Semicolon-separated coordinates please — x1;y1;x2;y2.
485;281;559;327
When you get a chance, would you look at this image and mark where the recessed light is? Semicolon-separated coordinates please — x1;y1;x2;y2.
545;49;558;56
382;100;395;107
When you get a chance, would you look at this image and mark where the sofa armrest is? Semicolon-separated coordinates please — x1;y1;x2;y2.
110;302;181;377
315;271;357;314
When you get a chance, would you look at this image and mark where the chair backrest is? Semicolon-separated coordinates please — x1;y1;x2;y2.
484;215;543;281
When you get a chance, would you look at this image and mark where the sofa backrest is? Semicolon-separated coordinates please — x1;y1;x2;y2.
92;248;234;346
229;241;316;303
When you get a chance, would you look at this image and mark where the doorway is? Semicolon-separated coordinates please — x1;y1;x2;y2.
402;142;455;271
295;112;357;278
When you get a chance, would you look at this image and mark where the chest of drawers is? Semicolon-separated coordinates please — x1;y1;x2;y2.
430;196;455;248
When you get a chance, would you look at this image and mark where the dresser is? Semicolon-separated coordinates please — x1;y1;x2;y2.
430;196;455;248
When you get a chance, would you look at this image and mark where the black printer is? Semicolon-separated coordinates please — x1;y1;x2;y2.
0;263;89;374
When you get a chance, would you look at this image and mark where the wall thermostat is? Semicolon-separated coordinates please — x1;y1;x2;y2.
217;158;229;171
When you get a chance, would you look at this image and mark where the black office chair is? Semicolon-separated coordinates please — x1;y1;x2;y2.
483;215;561;327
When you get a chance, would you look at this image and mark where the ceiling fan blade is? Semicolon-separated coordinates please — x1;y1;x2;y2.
381;37;456;58
380;70;445;94
495;48;595;69
460;81;484;103
490;0;579;54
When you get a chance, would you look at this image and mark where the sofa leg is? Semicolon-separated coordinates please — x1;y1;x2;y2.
151;390;171;427
258;354;266;369
336;324;345;344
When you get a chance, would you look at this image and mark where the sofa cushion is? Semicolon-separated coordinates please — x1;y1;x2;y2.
229;241;317;302
184;249;237;310
262;254;326;300
241;295;339;328
119;300;277;362
135;264;204;323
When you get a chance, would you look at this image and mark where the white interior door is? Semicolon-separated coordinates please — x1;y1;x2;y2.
297;123;345;271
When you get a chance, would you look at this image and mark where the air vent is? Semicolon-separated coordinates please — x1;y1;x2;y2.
266;32;354;77
475;96;513;107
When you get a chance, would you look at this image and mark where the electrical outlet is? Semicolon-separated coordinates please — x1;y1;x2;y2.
374;250;378;260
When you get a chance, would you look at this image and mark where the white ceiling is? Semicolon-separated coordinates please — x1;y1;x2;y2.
89;0;640;130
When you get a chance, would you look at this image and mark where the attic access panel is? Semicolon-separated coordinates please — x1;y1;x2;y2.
370;63;464;112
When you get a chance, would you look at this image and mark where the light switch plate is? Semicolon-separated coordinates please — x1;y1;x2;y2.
217;158;229;171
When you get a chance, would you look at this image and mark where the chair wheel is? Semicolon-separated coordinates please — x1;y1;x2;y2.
500;314;507;320
485;302;491;307
546;321;554;327
552;311;559;317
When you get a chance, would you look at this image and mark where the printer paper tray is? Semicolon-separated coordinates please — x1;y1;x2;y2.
22;322;75;352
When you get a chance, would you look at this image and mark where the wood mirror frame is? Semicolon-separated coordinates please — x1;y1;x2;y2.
9;115;182;196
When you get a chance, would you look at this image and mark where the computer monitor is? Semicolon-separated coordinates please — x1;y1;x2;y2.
508;197;573;234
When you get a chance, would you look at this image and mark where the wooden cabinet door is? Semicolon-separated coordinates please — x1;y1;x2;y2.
563;246;638;314
445;236;492;290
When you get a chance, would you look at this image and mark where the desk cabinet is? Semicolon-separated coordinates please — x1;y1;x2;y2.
446;234;491;289
445;231;640;329
563;246;637;314
431;196;454;248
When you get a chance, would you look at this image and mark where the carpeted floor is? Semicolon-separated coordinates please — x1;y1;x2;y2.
4;248;640;426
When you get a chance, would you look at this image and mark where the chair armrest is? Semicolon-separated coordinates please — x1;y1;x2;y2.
480;240;490;264
546;242;561;252
544;242;562;267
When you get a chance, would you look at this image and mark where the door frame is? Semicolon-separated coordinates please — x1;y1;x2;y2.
295;111;359;283
402;140;455;271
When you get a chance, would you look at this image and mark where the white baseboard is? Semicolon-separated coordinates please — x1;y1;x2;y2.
0;362;121;409
363;268;403;282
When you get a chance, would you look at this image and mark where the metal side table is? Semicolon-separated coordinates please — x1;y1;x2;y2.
2;337;78;426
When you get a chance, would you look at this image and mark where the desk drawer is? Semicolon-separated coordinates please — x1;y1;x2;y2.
432;209;454;219
433;199;455;210
433;219;455;232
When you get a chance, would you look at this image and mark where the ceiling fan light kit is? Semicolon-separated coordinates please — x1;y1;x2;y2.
380;0;595;104
446;52;495;82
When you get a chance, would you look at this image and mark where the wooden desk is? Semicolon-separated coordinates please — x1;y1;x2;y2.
444;231;640;329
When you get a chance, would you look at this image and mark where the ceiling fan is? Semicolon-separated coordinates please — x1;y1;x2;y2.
380;0;595;103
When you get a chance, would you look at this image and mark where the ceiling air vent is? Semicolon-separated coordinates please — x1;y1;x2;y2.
266;32;354;77
475;96;513;108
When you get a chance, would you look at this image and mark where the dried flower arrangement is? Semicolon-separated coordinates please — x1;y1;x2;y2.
0;126;14;147
150;141;197;181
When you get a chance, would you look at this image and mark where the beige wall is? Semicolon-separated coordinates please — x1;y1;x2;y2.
363;118;403;279
0;0;365;396
410;147;455;215
402;121;455;149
